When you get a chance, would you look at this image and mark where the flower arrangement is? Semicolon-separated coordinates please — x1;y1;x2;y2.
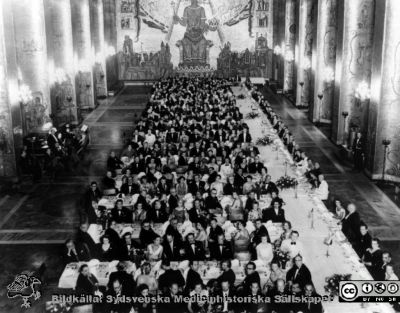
276;175;298;189
273;249;291;268
238;94;246;99
324;274;352;297
256;135;273;146
246;111;260;119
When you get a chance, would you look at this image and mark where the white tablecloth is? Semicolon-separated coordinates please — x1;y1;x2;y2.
233;87;395;313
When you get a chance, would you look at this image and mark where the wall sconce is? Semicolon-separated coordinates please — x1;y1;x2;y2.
323;67;335;82
355;81;371;101
273;45;282;55
18;84;33;104
302;57;311;70
42;122;53;132
105;45;116;58
382;139;391;182
285;51;295;62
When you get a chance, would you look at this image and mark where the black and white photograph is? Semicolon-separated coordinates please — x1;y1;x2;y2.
0;1;399;313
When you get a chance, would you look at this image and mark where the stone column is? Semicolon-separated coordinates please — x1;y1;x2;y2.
0;2;17;177
366;0;400;181
45;0;78;126
295;0;314;108
312;0;338;123
71;0;95;109
91;0;107;99
332;0;375;144
2;1;23;150
283;0;296;93
103;0;118;90
12;0;51;134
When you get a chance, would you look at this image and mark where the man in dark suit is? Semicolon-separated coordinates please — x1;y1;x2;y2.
352;132;364;171
184;233;206;260
204;189;223;212
130;156;146;174
262;199;285;223
83;182;102;208
341;203;361;243
187;199;205;224
188;174;206;195
158;260;185;294
131;129;144;148
162;232;182;261
286;255;312;289
241;262;260;295
214;280;237;313
260;175;278;196
147;200;168;223
110;199;131;223
270;279;290;313
119;232;141;260
354;224;372;258
248;156;264;174
190;141;203;156
75;223;97;258
165;127;179;143
217;260;236;288
159;283;185;313
375;252;392;281
120;176;140;196
185;261;203;293
106;278;132;313
302;284;323;313
210;234;233;260
139;221;158;249
107;262;136;295
164;218;183;244
237;128;252;143
63;239;90;263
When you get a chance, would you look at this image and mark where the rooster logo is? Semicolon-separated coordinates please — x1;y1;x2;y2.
7;272;42;308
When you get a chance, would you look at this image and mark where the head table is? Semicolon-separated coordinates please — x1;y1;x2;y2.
233;87;395;313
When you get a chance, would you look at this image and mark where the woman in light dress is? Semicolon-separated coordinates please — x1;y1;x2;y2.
211;175;224;198
229;191;244;221
147;235;163;261
195;220;208;250
172;199;186;223
248;201;262;223
256;234;274;265
334;199;346;221
233;220;250;254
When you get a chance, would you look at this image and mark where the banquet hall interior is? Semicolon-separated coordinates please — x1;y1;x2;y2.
1;0;400;312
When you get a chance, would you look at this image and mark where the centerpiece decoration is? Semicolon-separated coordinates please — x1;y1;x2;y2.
246;111;260;119
324;274;352;297
238;93;246;99
276;175;298;190
256;135;273;146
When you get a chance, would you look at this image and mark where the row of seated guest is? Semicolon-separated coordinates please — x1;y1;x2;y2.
251;86;329;201
71;214;302;264
331;200;399;281
249;82;399;283
70;77;320;312
74;256;318;313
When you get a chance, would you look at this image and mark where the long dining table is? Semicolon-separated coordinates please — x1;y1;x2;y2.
233;87;395;313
